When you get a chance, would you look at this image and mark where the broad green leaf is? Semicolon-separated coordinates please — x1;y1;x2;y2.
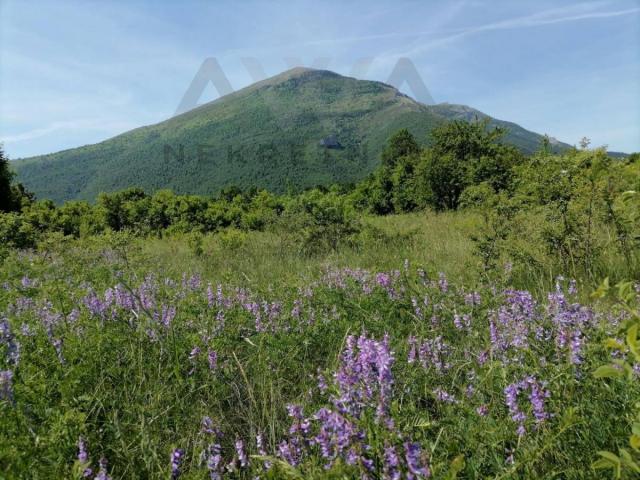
627;324;639;359
593;365;623;379
619;449;640;472
597;451;621;464
592;458;615;470
448;454;465;477
605;338;624;350
591;277;610;299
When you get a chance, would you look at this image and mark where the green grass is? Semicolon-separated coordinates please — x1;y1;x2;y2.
118;209;632;297
135;211;480;289
0;210;636;479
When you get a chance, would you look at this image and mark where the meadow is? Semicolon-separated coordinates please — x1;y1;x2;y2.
1;122;639;478
1;210;638;479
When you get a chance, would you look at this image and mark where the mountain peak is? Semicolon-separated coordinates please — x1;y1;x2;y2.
191;67;344;109
280;66;318;76
260;66;342;85
14;67;571;203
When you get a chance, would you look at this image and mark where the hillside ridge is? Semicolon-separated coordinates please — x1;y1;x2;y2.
12;68;572;203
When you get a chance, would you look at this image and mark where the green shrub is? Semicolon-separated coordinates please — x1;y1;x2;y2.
0;212;37;249
217;227;248;251
279;190;361;255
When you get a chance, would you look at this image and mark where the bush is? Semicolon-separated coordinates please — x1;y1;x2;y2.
217;228;248;251
279;190;361;255
0;212;37;249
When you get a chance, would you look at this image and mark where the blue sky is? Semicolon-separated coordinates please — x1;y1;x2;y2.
1;0;639;158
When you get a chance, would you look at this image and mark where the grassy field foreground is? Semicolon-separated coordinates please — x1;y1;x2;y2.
0;211;638;479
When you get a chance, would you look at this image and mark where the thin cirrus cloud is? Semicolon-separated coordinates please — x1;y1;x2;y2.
294;2;639;49
377;3;640;60
2;119;141;144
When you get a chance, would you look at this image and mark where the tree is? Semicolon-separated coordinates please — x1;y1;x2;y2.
420;120;521;210
97;188;147;231
380;129;420;168
355;129;422;215
391;155;421;212
10;183;35;211
422;151;467;210
0;145;14;212
218;185;243;202
0;146;34;213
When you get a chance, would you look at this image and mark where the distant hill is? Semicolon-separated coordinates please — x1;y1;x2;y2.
12;67;574;204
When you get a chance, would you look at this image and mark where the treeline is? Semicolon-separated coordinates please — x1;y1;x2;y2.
1;122;639;276
0;146;34;214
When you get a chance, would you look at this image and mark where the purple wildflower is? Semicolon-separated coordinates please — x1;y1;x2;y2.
234;437;248;468
504;377;551;437
77;437;89;463
189;346;201;360
489;290;539;359
407;335;417;364
476;404;489;416
160;305;176;328
411;298;423;320
19;323;32;337
256;432;271;470
404;442;430;478
453;313;464;330
94;457;111;480
477;350;489;366
504;382;526;436
77;437;93;477
527;378;551;424
376;273;391;288
83;290;111;319
206;283;215;307
202;421;223;480
114;284;135;310
291;299;302;320
317;370;329;393
207;350;217;371
201;416;215;435
383;444;401;480
417;336;450;372
312;408;362;469
170;448;184;479
464;291;481;306
206;443;223;480
278;440;301;466
570;331;583;365
0;316;20;367
433;388;458;404
52;337;65;364
332;333;395;422
438;272;448;293
465;384;475;398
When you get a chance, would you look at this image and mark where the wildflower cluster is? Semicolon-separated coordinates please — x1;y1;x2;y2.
0;256;626;478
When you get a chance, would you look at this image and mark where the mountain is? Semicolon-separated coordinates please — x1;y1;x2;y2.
12;67;572;204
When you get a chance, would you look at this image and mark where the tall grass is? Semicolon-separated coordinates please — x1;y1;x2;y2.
0;210;636;479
